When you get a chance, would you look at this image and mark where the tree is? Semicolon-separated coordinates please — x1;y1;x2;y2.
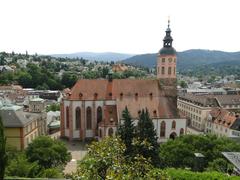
46;103;60;112
117;107;135;158
61;72;78;88
180;80;188;88
136;109;160;166
5;153;40;178
71;137;168;180
26;136;71;169
159;134;240;170
0;116;7;179
207;158;233;174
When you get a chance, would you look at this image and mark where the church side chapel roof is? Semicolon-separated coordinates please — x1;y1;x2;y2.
99;105;118;127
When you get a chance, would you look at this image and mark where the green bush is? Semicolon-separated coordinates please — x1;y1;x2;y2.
166;168;239;180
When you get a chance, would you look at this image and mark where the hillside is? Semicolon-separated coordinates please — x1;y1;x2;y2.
122;49;240;72
52;52;134;62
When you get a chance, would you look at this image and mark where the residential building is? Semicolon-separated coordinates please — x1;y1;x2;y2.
206;108;240;138
178;94;240;133
0;104;46;150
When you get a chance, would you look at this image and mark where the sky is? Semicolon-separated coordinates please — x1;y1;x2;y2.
0;0;240;55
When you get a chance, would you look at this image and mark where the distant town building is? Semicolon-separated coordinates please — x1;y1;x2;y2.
29;98;45;113
0;65;14;72
178;94;240;134
60;21;186;142
206;108;240;138
112;64;128;72
0;104;46;150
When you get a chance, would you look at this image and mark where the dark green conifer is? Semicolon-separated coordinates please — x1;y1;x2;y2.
117;107;135;157
137;109;160;166
0;116;7;179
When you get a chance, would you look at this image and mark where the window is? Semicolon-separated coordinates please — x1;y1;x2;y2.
86;107;92;129
168;67;171;75
161;67;165;75
180;128;184;135
75;107;81;129
108;128;114;136
160;121;166;137
97;106;102;124
66;106;69;129
149;93;153;100
172;120;176;129
168;58;172;63
162;58;165;63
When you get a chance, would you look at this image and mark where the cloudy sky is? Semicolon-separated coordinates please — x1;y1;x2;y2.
0;0;239;55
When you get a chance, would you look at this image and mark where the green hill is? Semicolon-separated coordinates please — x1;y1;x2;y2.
122;49;240;73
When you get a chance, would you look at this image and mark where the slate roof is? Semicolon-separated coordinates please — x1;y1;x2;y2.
178;94;240;107
0;109;40;127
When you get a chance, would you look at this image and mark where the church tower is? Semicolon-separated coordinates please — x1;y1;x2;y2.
157;19;177;80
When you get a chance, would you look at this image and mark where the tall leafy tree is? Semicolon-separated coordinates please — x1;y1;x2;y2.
0;116;7;179
117;107;135;158
26;136;71;169
136;109;160;166
159;134;240;170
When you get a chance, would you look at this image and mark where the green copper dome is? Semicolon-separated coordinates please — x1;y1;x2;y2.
159;47;176;55
159;19;176;56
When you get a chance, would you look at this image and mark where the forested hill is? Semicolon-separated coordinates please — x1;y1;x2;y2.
122;49;240;71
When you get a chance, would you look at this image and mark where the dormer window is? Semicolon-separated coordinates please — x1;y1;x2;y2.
149;93;153;100
120;93;123;100
135;93;138;100
94;93;98;99
153;110;157;117
79;93;83;98
109;92;112;97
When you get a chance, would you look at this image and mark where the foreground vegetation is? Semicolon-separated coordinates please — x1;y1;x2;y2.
2;136;71;178
67;108;240;179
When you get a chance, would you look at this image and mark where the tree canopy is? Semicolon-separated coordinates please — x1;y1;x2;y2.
25;136;71;169
159;134;240;171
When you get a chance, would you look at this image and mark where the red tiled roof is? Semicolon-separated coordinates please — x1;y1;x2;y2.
67;79;179;119
210;108;236;127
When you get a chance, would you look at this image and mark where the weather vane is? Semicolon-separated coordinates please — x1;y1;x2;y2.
168;16;170;28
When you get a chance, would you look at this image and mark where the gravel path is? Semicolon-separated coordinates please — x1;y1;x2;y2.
63;140;88;175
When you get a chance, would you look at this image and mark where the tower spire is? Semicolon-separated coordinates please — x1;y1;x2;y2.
168;16;170;28
163;17;173;48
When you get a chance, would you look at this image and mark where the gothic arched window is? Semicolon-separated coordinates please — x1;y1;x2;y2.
160;121;166;137
86;107;92;129
97;106;102;124
66;106;69;129
172;120;176;129
75;107;81;129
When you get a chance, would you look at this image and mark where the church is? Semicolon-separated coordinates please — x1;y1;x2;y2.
60;21;186;142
